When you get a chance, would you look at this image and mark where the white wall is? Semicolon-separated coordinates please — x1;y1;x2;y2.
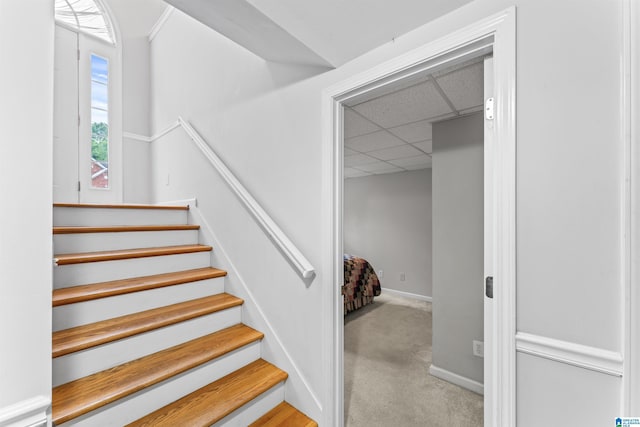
0;0;53;422
344;169;432;298
106;0;166;203
121;36;151;203
148;0;631;424
431;112;484;385
107;0;166;136
123;137;151;203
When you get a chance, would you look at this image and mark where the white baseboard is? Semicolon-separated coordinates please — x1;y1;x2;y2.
429;364;484;395
381;287;432;302
0;395;50;427
176;199;322;420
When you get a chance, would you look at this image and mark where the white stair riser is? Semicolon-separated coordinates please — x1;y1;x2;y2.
54;252;211;288
53;308;243;386
214;382;285;427
53;207;188;227
54;230;199;253
53;277;225;331
59;342;261;427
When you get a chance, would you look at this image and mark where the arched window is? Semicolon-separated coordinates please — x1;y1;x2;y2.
54;0;116;45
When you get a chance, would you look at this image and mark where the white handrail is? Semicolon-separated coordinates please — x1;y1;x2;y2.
171;117;315;280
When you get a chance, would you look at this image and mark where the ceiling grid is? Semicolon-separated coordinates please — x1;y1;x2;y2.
344;59;484;178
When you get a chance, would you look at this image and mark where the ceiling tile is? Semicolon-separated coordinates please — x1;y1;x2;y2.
432;56;484;78
344;153;379;167
345;130;405;152
344;73;430;107
458;105;484;115
412;140;432;154
373;168;406;175
368;144;423;161
352;81;452;128
344;167;371;178
344;108;381;138
387;119;433;143
355;161;403;173
435;62;483;111
389;154;432;168
403;161;433;170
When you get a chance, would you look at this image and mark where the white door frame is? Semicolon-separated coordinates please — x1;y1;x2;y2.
53;0;123;204
321;7;516;427
625;0;640;415
53;25;80;203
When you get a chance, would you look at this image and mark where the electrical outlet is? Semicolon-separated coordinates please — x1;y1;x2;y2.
400;272;406;281
473;340;484;357
378;270;384;278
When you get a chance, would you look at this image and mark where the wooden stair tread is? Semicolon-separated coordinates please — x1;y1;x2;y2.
53;224;200;234
53;267;227;307
52;324;263;425
54;203;189;210
53;293;242;358
54;244;212;265
249;402;318;427
126;359;288;427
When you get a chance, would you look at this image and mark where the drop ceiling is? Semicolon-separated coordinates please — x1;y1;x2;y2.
344;58;484;178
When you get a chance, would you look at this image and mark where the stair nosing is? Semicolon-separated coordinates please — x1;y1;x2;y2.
53;203;189;210
54;244;212;265
52;324;263;425
125;359;288;427
53;267;227;307
53;224;200;234
52;293;243;358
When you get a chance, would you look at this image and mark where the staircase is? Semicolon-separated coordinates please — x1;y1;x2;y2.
52;203;317;426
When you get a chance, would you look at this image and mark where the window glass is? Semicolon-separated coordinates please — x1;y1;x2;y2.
55;0;115;44
91;54;109;188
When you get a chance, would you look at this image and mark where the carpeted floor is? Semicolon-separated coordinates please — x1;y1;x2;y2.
344;292;483;427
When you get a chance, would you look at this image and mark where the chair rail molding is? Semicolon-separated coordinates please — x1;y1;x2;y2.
516;332;623;377
0;396;50;427
123;131;152;143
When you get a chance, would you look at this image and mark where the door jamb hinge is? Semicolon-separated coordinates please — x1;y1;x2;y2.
485;97;495;120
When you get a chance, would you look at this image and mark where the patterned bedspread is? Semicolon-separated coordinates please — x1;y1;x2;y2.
343;254;382;315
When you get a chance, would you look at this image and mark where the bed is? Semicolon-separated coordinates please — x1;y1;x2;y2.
343;254;382;315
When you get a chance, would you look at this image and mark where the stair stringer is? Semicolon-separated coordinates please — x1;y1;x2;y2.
164;198;323;423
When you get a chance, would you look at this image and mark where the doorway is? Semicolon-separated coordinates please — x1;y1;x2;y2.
322;8;516;427
342;56;486;426
53;3;123;204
